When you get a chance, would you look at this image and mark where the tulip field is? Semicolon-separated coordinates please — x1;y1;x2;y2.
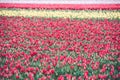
0;5;120;80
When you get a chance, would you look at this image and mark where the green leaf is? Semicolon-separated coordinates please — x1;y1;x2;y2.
61;68;65;74
34;72;41;80
0;58;6;67
11;74;17;80
20;73;27;80
67;51;70;56
93;70;99;75
66;65;70;73
55;67;63;75
4;78;8;80
74;66;78;71
73;70;83;77
89;72;92;76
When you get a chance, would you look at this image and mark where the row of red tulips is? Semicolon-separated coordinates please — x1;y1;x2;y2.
0;16;120;80
0;4;120;10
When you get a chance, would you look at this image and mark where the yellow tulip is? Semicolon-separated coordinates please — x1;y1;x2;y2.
0;9;120;19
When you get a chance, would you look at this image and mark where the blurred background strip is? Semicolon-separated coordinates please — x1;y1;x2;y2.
0;0;120;4
0;0;120;9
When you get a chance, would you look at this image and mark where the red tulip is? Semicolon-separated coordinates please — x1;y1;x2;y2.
38;76;47;80
41;68;47;74
30;51;37;56
98;74;107;79
118;66;120;71
78;76;82;80
84;71;88;79
49;69;55;74
66;74;72;80
89;75;97;80
28;73;34;80
16;75;20;79
58;75;64;80
70;66;74;70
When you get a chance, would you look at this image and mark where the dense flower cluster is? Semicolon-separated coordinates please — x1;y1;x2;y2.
0;9;120;19
0;4;119;10
0;16;120;80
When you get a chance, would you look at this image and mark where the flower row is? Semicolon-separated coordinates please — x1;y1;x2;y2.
0;9;120;19
0;4;120;10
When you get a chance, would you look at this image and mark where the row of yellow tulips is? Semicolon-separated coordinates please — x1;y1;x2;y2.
0;9;120;19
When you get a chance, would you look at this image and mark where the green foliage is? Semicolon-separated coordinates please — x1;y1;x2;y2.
54;64;83;79
0;57;6;67
30;61;40;67
11;74;17;80
34;72;42;80
20;73;27;80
